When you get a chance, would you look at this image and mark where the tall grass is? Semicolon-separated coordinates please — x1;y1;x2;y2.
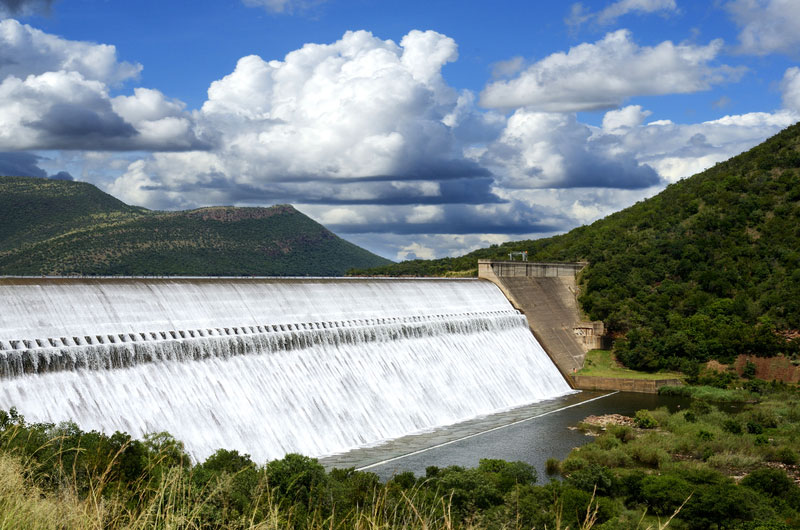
0;444;461;530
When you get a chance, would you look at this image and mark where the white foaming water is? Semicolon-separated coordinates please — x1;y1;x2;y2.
0;278;572;463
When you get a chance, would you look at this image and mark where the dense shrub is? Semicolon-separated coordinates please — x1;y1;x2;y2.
634;410;657;429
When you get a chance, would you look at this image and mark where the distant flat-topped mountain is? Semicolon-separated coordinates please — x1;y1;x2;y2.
352;122;800;371
0;176;391;276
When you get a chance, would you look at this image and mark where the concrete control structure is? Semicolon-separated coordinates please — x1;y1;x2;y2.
478;260;606;382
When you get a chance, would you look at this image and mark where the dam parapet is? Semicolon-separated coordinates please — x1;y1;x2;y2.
478;260;606;379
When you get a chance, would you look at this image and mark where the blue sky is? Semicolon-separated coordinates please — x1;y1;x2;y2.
1;0;799;260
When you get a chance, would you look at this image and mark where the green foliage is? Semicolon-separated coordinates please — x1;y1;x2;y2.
743;360;758;379
608;424;636;443
0;176;391;276
545;457;561;476
659;384;759;402
742;468;800;506
633;410;657;429
566;463;617;496
773;447;799;465
4;387;800;528
723;418;743;434
352;123;800;371
639;474;692;515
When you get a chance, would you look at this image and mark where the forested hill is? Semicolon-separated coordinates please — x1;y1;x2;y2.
351;122;800;371
0;176;390;276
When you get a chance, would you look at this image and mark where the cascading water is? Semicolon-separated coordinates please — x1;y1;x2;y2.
0;278;572;463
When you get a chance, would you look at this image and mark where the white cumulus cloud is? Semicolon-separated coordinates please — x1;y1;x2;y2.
781;67;800;112
567;0;677;28
480;30;743;112
0;19;141;85
601;108;799;182
0;21;205;151
602;105;652;134
727;0;800;56
112;29;499;209
473;109;662;190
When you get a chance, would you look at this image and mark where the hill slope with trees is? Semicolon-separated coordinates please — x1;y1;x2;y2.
351;122;800;371
0;176;390;276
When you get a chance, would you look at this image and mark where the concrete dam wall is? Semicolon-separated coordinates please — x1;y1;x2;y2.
0;277;572;462
478;260;605;378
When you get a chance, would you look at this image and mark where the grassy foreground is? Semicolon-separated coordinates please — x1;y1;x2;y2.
1;382;799;529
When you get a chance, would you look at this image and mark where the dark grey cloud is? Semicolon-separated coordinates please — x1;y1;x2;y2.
135;166;504;206
550;155;662;190
0;152;47;178
327;203;569;236
261;159;492;184
330;220;562;235
0;152;73;180
49;170;73;180
0;0;55;16
27;103;139;150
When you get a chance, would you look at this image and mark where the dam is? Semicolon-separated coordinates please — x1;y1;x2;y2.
0;277;572;463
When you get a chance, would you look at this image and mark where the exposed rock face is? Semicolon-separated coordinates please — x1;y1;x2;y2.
185;205;296;222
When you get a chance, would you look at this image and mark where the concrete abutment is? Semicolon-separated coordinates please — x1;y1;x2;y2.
478;260;607;384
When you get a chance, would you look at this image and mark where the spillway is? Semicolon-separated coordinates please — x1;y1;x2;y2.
0;277;572;463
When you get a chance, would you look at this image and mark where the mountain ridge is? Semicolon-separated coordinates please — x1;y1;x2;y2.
0;176;391;276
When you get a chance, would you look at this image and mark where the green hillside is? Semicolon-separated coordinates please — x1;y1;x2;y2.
351;122;800;371
0;176;390;276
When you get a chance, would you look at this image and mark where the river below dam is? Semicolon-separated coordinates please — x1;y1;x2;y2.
321;391;691;481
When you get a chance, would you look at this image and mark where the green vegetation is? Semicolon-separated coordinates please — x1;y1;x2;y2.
351;122;800;372
0;409;599;529
3;382;799;528
0;176;391;276
577;350;685;380
659;385;761;403
560;382;800;529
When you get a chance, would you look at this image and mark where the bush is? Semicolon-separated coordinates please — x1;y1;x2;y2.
264;453;328;508
753;435;769;447
697;429;714;441
741;468;795;499
545;458;561;476
681;481;762;529
476;458;537;490
746;421;763;434
742;360;757;380
723;419;743;434
634;410;658;429
561;456;588;474
566;463;616;496
774;447;799;466
596;433;622;450
608;425;636;442
630;445;669;468
639;474;692;515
